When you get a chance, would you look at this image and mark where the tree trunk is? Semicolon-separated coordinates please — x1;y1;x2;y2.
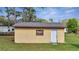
6;7;10;32
22;8;26;22
13;7;16;23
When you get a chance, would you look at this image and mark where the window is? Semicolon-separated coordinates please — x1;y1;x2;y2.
36;30;44;36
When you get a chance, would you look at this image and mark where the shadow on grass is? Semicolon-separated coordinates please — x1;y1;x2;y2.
71;44;79;48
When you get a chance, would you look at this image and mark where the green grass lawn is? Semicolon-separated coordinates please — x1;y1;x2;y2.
0;33;79;51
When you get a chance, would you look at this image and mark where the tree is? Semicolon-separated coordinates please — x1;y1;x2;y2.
0;16;13;26
67;18;78;33
5;7;10;21
61;19;68;26
36;18;48;23
49;18;53;23
21;7;28;22
21;7;36;22
9;7;16;23
26;7;36;21
19;7;45;22
5;7;11;31
0;16;5;24
8;7;22;23
5;7;16;31
3;20;11;26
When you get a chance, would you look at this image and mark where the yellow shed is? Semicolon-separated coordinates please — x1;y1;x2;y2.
13;22;65;43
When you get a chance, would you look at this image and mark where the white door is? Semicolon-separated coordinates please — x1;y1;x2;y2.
51;30;57;43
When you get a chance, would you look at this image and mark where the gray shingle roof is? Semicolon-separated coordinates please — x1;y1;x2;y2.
13;22;65;28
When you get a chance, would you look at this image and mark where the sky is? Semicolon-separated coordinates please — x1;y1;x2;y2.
35;7;79;22
0;7;79;22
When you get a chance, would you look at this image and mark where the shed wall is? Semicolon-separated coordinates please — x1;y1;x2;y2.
57;29;64;43
15;28;64;43
15;28;51;43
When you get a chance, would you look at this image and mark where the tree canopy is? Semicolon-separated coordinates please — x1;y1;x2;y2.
0;16;14;26
0;7;47;26
36;18;49;23
61;19;68;26
49;18;53;23
67;18;78;33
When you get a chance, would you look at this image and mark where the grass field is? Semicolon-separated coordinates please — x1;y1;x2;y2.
0;33;79;51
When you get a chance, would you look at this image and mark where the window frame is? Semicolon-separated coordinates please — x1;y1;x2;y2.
36;30;44;36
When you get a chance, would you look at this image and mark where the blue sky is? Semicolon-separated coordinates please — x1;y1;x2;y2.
0;7;79;22
35;7;79;22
